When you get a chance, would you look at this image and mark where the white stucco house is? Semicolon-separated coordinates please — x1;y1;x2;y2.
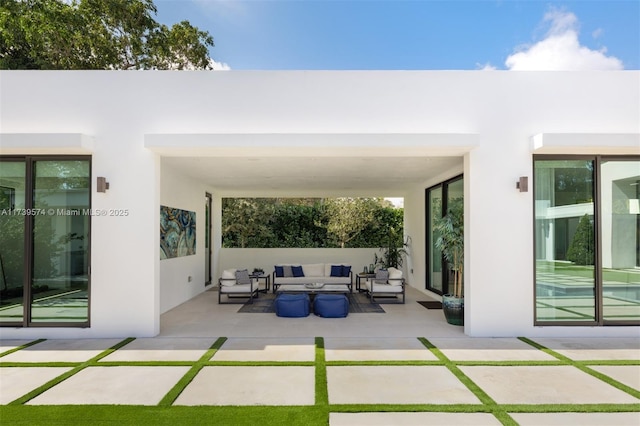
0;70;638;339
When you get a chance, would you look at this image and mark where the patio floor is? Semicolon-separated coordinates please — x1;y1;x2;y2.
1;286;639;425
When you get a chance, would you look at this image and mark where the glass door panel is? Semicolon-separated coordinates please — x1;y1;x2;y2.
534;159;596;323
205;193;212;285
428;187;443;292
0;161;26;323
601;160;640;322
31;160;90;323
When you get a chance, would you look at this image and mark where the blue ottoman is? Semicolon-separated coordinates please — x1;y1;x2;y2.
313;294;349;318
275;293;310;317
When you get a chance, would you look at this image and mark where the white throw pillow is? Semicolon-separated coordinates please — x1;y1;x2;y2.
220;269;237;286
388;267;403;285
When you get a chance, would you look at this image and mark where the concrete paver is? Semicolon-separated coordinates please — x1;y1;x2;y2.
531;338;640;360
174;366;315;406
510;412;640;425
0;339;123;363
589;365;640;390
324;337;437;361
459;365;639;404
330;412;503;425
428;337;557;361
100;337;217;362
212;337;316;362
0;340;33;355
327;365;480;405
27;366;190;405
0;367;71;404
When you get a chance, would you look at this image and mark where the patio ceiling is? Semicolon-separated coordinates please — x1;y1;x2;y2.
149;133;476;196
163;155;462;195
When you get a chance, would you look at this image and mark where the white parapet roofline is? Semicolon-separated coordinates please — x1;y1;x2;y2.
531;133;640;155
0;133;94;155
144;133;480;157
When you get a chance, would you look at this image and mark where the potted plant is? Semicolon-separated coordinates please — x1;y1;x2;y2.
434;201;464;325
374;227;409;270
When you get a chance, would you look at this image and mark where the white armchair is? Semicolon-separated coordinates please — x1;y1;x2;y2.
218;269;260;304
364;267;405;304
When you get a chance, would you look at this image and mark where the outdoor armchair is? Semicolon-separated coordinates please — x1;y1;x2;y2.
363;267;405;304
218;269;260;304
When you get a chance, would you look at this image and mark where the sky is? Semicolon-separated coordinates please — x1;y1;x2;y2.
155;0;639;71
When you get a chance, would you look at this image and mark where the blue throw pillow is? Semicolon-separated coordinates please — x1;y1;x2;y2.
330;265;343;277
342;265;351;277
292;265;304;277
274;266;284;277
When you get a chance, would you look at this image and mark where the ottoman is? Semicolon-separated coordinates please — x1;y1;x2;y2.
275;293;310;317
313;294;349;318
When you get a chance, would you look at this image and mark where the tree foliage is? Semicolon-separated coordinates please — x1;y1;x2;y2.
0;0;215;70
321;198;379;248
567;214;594;265
221;197;403;249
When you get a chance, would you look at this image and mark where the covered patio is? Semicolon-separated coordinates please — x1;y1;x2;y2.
160;285;463;338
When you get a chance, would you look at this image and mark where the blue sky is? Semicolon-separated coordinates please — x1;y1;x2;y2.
155;0;639;70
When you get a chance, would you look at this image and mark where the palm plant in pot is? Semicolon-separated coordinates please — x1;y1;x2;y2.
434;200;464;325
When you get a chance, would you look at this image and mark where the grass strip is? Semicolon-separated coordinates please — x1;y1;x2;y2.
0;405;328;426
8;337;135;406
501;403;640;413
0;338;46;358
204;361;315;367
158;337;227;407
326;360;443;366
520;337;640;399
315;336;329;406
418;337;518;426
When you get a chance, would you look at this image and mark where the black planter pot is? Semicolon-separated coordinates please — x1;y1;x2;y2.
442;294;464;326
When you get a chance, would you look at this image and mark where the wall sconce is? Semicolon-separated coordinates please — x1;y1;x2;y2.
516;176;528;192
97;177;110;193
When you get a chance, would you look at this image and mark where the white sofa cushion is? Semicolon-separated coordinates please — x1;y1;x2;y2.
302;263;325;277
365;280;403;293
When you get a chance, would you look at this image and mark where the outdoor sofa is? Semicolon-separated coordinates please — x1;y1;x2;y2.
272;263;353;293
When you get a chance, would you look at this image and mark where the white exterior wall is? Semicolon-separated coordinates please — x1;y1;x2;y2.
1;70;638;338
160;161;213;314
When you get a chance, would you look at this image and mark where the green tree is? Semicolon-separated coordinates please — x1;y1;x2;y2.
321;198;378;248
222;198;275;248
0;0;215;70
567;214;594;265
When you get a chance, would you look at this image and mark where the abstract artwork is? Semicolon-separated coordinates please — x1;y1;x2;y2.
160;205;196;259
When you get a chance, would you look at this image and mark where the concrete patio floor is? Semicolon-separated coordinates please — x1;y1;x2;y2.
1;286;639;425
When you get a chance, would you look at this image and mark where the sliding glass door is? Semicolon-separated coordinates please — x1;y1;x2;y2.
426;175;463;295
534;155;639;325
0;156;91;327
601;159;640;323
0;160;27;323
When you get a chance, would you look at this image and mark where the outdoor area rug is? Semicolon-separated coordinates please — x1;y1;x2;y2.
417;300;442;309
238;293;385;314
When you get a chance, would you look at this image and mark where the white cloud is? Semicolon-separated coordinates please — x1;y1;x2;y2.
476;62;497;71
505;8;623;70
209;59;231;70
